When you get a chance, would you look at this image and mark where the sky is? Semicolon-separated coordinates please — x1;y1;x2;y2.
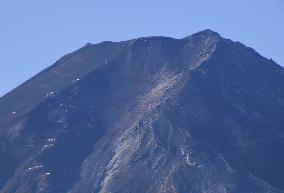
0;0;284;97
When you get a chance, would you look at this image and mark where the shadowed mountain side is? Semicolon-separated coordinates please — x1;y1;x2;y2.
0;30;284;193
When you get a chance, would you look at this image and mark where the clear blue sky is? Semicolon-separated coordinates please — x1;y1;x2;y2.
1;0;284;96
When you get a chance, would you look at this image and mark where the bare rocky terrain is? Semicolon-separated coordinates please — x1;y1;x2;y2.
0;30;284;193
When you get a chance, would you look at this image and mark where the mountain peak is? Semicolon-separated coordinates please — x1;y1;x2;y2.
183;29;221;45
1;30;284;193
193;29;221;37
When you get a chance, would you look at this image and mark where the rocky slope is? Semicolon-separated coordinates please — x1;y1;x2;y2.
0;30;284;193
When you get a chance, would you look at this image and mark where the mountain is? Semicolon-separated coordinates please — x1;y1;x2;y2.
0;29;284;193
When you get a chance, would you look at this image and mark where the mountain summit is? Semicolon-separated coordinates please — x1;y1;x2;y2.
0;30;284;193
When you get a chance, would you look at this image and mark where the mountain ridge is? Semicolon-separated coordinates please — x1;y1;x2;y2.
0;29;284;193
0;29;219;126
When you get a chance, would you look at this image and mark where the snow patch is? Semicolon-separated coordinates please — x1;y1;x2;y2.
48;138;56;143
44;91;56;99
73;78;80;83
28;165;43;171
